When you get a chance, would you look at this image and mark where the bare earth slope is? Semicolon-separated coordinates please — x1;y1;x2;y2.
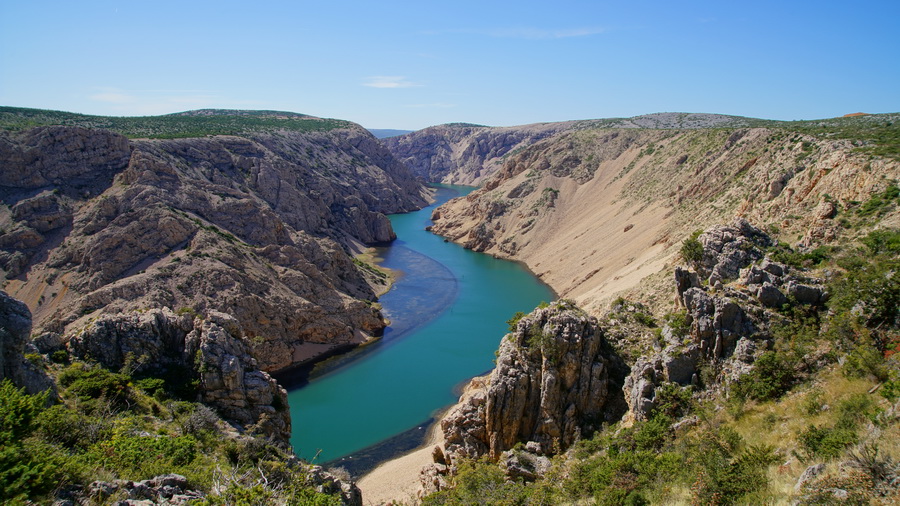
0;112;429;373
431;120;900;316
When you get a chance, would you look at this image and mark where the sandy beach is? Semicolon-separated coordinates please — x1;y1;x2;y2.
356;421;445;505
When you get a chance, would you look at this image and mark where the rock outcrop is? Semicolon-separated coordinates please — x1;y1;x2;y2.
624;220;829;421
438;301;624;461
0;113;428;371
68;308;291;442
0;290;53;394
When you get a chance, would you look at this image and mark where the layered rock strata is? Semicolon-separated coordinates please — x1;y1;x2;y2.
0;120;428;371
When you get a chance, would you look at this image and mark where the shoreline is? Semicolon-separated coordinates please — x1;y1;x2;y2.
356;411;446;505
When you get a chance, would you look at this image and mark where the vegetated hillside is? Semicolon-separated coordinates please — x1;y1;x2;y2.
0;107;429;374
430;115;900;316
382;113;767;186
0;291;363;505
419;222;900;504
410;114;900;504
0;106;355;139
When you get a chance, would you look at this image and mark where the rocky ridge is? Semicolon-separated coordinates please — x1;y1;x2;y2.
381;113;766;186
0;118;429;372
382;122;579;185
421;300;626;493
429;124;898;316
623;219;830;421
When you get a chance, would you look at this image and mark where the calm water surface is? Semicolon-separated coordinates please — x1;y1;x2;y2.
287;184;554;469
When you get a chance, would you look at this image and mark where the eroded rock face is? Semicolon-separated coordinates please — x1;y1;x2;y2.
696;218;773;286
440;301;623;462
0;291;53;394
1;124;428;371
69;308;290;443
0;126;132;189
383;122;578;185
625;220;829;421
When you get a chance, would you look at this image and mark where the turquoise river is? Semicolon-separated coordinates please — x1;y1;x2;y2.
286;184;554;473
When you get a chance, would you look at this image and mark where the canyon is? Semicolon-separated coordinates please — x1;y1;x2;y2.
1;107;898;504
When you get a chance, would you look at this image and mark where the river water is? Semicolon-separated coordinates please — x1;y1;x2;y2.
287;184;554;472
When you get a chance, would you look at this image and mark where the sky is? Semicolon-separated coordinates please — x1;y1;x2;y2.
1;1;898;130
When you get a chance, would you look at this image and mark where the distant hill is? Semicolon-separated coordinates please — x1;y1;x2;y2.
384;111;900;185
0;106;355;139
367;128;413;139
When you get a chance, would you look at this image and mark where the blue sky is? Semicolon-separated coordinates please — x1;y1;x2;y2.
2;1;898;130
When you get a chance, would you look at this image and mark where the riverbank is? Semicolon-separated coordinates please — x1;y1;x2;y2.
356;420;445;505
356;374;490;504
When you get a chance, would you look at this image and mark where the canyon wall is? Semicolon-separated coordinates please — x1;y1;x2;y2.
0;118;429;373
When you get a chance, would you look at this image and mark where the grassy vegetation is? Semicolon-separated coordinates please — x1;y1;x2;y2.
0;361;343;504
0;106;355;139
421;228;900;504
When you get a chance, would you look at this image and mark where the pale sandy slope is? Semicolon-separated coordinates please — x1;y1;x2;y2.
356;424;445;505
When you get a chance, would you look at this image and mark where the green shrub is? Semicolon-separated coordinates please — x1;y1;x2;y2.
857;183;899;217
664;311;690;339
796;424;858;461
0;380;67;502
59;363;132;407
0;380;47;441
767;241;833;268
828;246;899;328
732;351;795;401
421;458;536;505
135;377;166;396
690;428;778;505
36;404;110;450
680;230;704;264
633;312;657;327
87;433;198;478
506;311;526;331
651;383;693;419
861;228;900;255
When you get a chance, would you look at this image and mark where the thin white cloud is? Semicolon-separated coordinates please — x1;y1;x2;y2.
362;76;422;89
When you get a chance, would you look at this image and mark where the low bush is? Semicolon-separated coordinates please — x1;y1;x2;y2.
732;351;796;401
58;363;132;408
680;230;704;264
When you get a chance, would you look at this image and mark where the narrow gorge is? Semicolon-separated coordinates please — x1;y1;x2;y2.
1;108;898;505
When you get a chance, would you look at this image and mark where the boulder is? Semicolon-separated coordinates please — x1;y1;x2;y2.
757;282;788;308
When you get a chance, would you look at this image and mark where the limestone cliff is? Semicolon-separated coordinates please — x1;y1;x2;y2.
623;219;831;422
382;113;760;186
0;290;53;394
0;112;429;373
429;118;899;316
382;122;579;185
438;301;625;462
